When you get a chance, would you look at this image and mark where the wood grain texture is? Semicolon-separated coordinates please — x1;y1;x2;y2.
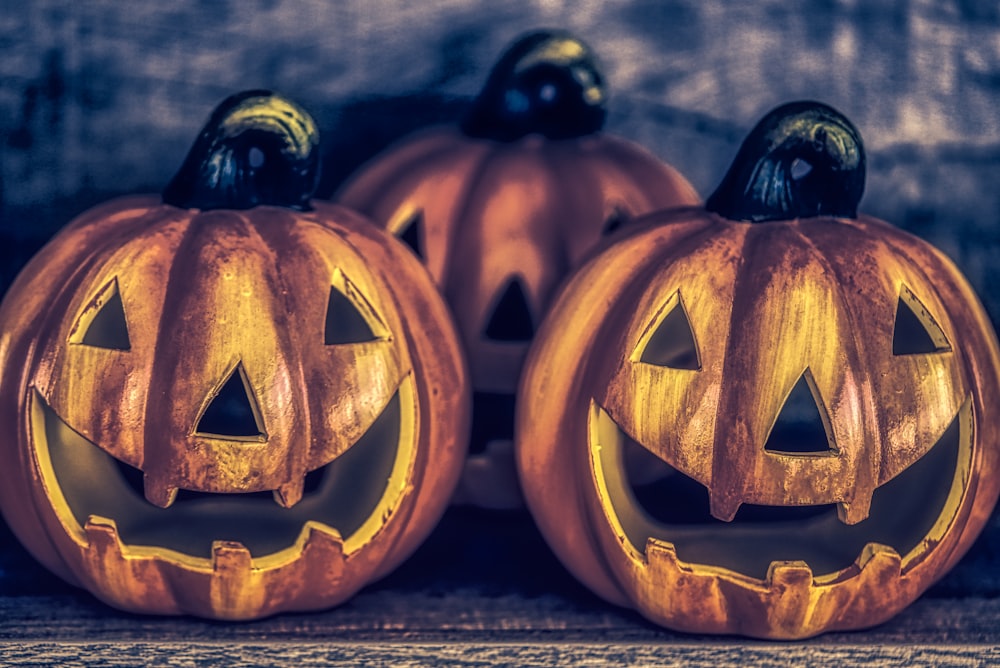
0;596;998;665
2;589;1000;643
0;641;998;667
0;508;995;667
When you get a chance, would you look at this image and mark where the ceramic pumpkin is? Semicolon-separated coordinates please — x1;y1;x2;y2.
516;101;1000;638
337;29;699;508
0;91;469;619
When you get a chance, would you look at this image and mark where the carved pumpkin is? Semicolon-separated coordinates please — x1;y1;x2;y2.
337;29;699;508
0;91;469;619
516;101;1000;638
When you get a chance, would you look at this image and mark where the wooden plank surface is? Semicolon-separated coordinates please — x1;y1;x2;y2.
2;588;1000;644
0;641;997;667
0;509;998;664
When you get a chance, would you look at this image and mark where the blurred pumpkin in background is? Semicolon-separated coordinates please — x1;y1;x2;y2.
0;91;469;619
338;29;699;508
516;101;1000;638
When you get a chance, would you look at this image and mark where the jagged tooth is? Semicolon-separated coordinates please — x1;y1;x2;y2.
645;537;680;568
273;479;305;508
857;543;903;579
838;494;873;525
144;476;178;508
212;541;253;575
84;516;124;556
302;521;345;561
766;560;814;589
708;490;741;522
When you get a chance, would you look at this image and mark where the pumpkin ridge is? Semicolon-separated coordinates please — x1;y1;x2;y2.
42;210;192;472
705;217;766;519
581;136;700;225
301;234;410;473
239;208;316;461
862;217;996;483
514;223;707;604
335;130;483;270
341;131;472;212
828;217;969;486
438;143;514;296
712;222;879;519
409;139;495;284
536;142;583;275
796;218;900;476
253;212;401;484
600;217;748;488
140;210;296;498
791;219;884;512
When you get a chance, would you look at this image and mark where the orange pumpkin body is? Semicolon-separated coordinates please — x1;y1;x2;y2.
338;30;698;508
339;127;698;392
516;102;1000;638
0;92;469;619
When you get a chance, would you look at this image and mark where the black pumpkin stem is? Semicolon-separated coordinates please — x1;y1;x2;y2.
705;101;865;222
163;90;320;211
461;29;607;142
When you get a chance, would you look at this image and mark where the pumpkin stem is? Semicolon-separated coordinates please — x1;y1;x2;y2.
705;101;865;222
461;29;607;142
163;90;320;211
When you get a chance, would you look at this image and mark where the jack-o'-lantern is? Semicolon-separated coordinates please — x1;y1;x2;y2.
0;91;469;619
337;29;699;508
516;101;1000;638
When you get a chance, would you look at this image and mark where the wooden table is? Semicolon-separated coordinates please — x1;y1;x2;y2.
1;506;998;666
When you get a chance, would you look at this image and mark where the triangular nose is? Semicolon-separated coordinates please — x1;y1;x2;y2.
484;279;535;342
195;362;265;438
763;370;834;455
395;209;424;259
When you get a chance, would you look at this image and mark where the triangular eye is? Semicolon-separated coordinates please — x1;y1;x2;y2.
70;277;131;351
636;291;699;370
195;362;265;439
325;274;383;345
893;285;951;355
602;205;630;236
394;209;424;259
484;279;535;342
764;370;836;456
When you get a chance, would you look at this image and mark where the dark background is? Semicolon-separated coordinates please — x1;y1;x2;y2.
0;1;999;657
3;2;999;318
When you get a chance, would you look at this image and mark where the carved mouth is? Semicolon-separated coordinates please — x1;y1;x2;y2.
469;391;516;455
590;396;971;583
30;377;415;563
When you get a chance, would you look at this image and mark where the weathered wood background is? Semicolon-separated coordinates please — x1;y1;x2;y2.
1;1;999;664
